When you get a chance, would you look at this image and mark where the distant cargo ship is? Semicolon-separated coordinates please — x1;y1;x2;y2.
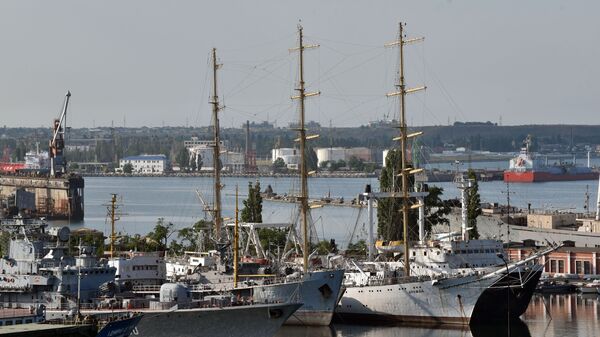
504;135;599;183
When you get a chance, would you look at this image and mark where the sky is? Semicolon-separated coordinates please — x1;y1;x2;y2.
0;0;598;128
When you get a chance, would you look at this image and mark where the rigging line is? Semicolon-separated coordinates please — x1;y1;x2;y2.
223;61;294;98
225;54;291;79
410;94;445;126
323;96;387;121
305;34;382;49
319;49;387;84
193;52;212;127
415;49;466;120
219;31;297;53
317;45;383;77
225;49;291;66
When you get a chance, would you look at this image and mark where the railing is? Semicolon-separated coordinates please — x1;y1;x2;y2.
132;275;307;294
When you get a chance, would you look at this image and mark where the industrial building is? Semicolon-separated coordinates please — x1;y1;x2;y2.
120;154;169;174
271;148;300;169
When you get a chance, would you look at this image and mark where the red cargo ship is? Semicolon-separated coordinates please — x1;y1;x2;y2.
503;136;599;183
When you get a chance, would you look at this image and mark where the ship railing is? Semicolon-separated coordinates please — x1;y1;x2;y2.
132;275;306;294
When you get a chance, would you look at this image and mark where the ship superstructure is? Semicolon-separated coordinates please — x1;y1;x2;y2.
0;216;116;309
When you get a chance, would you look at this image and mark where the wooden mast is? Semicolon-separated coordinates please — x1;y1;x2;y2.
385;23;425;277
210;48;223;242
291;25;319;273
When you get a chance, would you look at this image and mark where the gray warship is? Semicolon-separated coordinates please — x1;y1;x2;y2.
0;216;115;309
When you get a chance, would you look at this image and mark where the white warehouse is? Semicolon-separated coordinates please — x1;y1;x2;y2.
272;148;300;169
120;154;169;174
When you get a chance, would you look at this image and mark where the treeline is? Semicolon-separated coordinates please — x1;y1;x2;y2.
2;124;600;165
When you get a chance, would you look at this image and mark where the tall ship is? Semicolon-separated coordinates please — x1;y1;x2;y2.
0;92;84;221
504;135;598;183
335;23;557;326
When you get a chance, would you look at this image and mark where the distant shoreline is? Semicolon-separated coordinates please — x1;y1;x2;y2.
81;172;378;178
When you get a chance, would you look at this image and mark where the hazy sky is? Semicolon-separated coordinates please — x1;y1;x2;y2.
0;1;598;128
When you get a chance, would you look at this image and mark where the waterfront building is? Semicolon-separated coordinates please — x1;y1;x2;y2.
119;154;168;174
508;244;600;277
271;148;300;169
527;213;577;229
315;147;371;167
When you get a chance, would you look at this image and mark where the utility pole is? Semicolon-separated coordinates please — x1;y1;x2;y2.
290;25;320;273
210;48;223;242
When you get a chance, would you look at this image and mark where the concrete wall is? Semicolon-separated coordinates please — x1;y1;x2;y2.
527;213;577;229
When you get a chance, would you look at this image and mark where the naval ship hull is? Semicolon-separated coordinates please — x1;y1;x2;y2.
133;302;300;337
250;269;345;326
335;273;500;327
470;265;543;324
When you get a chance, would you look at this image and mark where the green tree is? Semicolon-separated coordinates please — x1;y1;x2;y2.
305;146;319;172
377;149;418;241
466;170;482;239
272;157;286;173
241;181;263;223
346;240;367;256
348;156;365;171
147;218;175;251
314;239;338;255
122;163;133;174
177;219;213;252
424;186;451;236
176;146;189;171
258;228;287;254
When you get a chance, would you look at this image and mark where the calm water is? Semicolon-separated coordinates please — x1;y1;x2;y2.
275;294;600;337
59;174;599;248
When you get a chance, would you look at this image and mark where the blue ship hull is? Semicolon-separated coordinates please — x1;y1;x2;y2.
96;314;143;337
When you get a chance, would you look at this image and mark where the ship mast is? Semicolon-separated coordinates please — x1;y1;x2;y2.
210;48;223;242
385;23;425;277
291;25;320;273
234;185;239;288
109;193;118;259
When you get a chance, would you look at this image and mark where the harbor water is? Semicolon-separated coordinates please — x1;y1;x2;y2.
69;175;599;248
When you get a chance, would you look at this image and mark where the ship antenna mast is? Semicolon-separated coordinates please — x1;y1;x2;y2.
290;24;320;273
385;22;425;277
109;193;119;259
210;48;224;242
234;185;239;288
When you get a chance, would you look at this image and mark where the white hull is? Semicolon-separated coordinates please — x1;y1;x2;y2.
336;274;499;326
